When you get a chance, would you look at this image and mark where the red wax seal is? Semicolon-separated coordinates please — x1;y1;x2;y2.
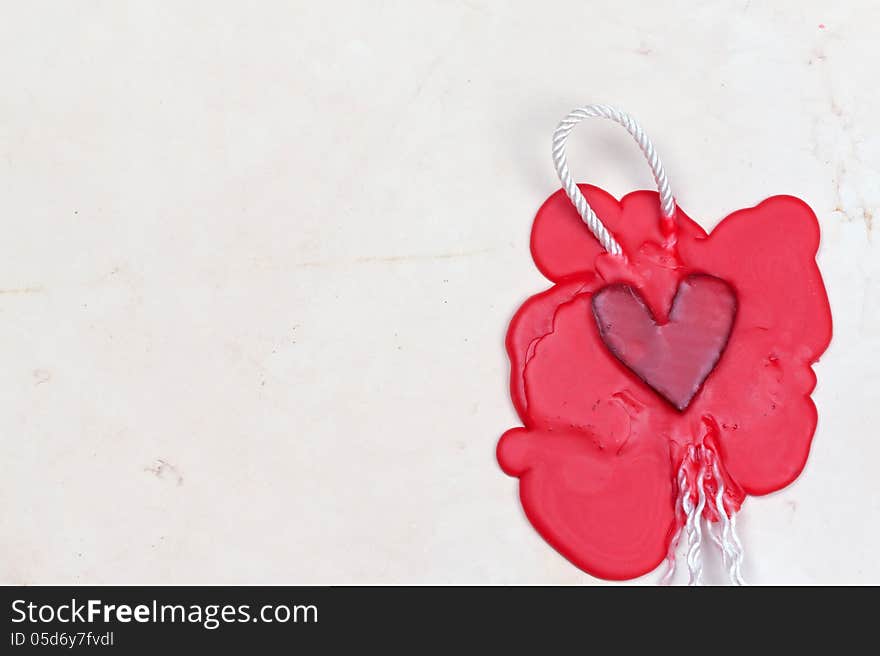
497;184;832;580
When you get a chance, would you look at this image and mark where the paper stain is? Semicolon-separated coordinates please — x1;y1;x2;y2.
0;286;43;295
144;459;184;486
33;369;51;385
297;249;493;268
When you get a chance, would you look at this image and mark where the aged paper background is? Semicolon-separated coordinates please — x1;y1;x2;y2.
1;1;877;583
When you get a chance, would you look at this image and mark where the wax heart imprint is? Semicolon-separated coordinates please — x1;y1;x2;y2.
591;274;737;411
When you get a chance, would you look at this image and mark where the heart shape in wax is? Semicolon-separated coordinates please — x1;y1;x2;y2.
591;274;737;411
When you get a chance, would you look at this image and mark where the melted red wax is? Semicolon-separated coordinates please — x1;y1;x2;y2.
592;274;737;411
498;185;832;580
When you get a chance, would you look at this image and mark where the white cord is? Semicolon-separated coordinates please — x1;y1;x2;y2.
727;512;747;585
551;105;676;256
708;451;746;585
660;464;688;585
660;444;746;586
685;449;707;586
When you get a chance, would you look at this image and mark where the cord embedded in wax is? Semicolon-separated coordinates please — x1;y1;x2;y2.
660;444;746;586
551;104;676;256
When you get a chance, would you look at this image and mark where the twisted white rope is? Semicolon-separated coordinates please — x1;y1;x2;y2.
660;463;688;585
684;449;707;586
707;451;746;585
727;513;747;585
551;105;676;256
660;444;746;586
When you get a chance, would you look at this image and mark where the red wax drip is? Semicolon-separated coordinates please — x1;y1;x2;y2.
498;184;832;580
